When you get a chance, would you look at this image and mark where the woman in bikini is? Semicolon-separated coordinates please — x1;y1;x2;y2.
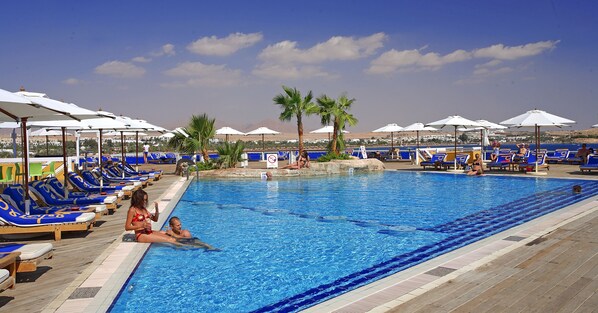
467;153;484;176
283;151;310;169
125;189;177;243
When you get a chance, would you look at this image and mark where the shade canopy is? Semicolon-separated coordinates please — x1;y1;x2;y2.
310;125;349;134
593;124;598;128
400;122;438;132
427;115;483;129
500;109;575;127
0;88;81;122
246;127;280;135
372;123;403;133
104;131;147;137
216;126;245;136
30;128;71;136
500;109;575;175
427;116;483;171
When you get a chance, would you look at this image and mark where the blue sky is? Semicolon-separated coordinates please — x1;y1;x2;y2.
1;1;597;132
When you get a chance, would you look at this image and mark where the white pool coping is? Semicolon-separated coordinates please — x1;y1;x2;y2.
44;175;598;313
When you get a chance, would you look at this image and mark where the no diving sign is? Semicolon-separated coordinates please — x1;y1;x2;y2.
266;153;278;168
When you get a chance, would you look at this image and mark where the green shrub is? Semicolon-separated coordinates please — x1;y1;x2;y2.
317;152;352;162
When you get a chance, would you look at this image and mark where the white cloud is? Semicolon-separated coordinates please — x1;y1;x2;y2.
252;64;333;80
132;56;151;63
473;40;559;60
259;33;386;64
94;61;145;78
63;78;81;85
368;40;559;75
473;66;514;76
151;43;176;57
367;48;471;74
164;61;242;87
187;32;263;56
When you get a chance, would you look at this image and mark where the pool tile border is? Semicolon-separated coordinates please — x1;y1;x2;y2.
43;177;192;313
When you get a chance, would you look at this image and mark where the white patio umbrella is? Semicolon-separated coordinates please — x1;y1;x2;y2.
372;123;403;150
427;116;483;171
310;125;349;141
0;88;104;214
592;124;598;128
30;128;72;156
458;120;507;161
500;109;575;175
216;126;245;142
246;127;280;160
398;122;438;165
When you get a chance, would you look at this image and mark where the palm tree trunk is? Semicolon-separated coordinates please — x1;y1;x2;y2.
331;118;339;154
297;114;304;155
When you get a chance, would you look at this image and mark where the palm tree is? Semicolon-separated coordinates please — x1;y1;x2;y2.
216;140;245;168
168;113;216;162
273;86;317;155
316;94;358;154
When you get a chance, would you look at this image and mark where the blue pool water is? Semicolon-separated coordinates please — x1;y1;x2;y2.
110;172;598;312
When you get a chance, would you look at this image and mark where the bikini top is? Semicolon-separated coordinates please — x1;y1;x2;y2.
134;209;150;222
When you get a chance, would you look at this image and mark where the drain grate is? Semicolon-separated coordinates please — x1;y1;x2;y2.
425;266;456;277
68;287;101;299
504;235;526;242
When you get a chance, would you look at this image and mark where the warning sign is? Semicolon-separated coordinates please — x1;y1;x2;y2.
266;153;278;169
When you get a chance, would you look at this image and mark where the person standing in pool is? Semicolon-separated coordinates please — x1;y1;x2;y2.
125;189;177;243
165;216;192;238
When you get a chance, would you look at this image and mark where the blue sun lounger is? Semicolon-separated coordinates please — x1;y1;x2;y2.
487;155;511;171
442;154;470;170
67;172;135;197
0;196;95;240
420;153;447;170
518;153;549;172
92;169;148;187
580;155;598;173
2;185;107;219
29;181;117;212
546;149;570;164
46;177;123;200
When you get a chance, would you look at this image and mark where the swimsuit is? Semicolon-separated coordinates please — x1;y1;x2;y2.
133;210;153;241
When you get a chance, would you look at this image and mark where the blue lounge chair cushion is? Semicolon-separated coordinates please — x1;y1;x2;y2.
0;196;94;226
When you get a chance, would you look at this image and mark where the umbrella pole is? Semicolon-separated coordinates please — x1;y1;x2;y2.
262;134;265;161
416;130;420;165
454;126;457;170
62;127;69;197
121;131;125;178
536;125;540;174
99;130;103;191
46;135;49;156
480;129;484;161
21;118;31;215
135;131;139;171
391;132;394;151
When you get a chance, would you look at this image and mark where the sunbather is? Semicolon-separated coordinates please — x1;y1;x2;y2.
283;151;310;169
576;144;590;164
467;153;484;176
125;189;175;244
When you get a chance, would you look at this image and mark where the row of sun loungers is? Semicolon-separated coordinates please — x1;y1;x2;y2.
0;160;162;293
420;149;596;174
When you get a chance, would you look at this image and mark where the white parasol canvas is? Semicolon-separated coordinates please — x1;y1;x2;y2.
372;123;403;150
501;109;575;175
458;120;507;160
427;116;483;171
310;125;349;141
246;127;280;160
216;126;246;142
398;122;438;165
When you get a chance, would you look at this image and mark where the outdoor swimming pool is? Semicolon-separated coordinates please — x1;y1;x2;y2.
109;172;598;312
